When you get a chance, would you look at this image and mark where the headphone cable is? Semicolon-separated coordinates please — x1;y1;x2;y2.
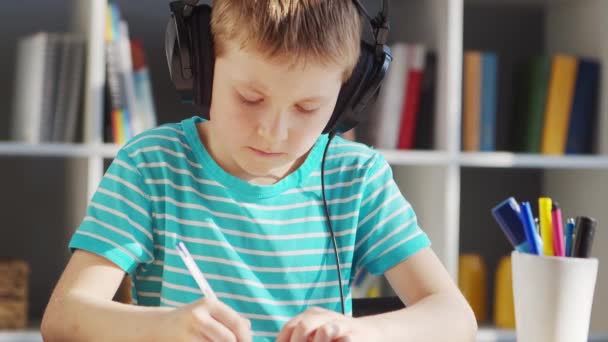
321;131;345;315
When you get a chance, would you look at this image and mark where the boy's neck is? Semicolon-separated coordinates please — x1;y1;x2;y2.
195;121;307;185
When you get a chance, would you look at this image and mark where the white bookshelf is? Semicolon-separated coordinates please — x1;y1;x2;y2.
459;152;608;169
378;150;451;165
0;142;119;158
0;331;41;342
476;327;608;342
2;0;607;336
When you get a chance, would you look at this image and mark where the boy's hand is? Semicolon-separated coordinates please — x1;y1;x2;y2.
158;297;252;342
276;307;378;342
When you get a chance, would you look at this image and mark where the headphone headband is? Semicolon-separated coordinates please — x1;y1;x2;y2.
174;0;390;57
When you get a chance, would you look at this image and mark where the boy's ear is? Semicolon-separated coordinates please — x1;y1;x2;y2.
166;1;195;102
166;2;215;118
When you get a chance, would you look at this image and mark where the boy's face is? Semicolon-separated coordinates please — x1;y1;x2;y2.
204;40;345;184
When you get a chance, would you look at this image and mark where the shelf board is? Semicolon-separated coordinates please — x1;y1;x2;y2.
377;149;452;166
477;327;515;341
0;142;120;158
0;330;41;342
0;321;42;342
465;0;572;7
459;152;608;169
477;326;608;342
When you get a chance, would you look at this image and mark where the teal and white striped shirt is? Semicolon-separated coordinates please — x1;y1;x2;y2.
69;116;431;340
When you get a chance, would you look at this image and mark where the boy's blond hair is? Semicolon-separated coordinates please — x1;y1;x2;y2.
210;0;362;81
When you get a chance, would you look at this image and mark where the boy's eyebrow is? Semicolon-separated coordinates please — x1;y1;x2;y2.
297;95;328;104
240;80;269;93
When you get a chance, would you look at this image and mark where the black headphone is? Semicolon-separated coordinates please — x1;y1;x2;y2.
165;0;391;134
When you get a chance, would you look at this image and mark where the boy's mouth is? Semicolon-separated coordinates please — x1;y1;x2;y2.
249;147;284;157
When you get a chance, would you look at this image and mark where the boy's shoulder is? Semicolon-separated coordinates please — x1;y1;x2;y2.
325;135;387;172
119;121;191;158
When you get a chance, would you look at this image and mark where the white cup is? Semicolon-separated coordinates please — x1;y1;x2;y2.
511;251;598;342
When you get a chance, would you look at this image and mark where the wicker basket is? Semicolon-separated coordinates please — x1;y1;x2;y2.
0;258;29;329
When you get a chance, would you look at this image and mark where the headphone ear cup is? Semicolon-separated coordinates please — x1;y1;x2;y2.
165;12;195;103
165;16;179;82
190;5;215;118
325;41;389;134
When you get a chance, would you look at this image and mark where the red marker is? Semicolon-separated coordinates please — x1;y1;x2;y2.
551;202;565;257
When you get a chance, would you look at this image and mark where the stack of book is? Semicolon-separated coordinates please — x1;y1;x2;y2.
10;1;157;145
103;2;156;145
462;50;601;155
365;42;436;150
11;33;86;143
462;50;498;152
513;55;600;155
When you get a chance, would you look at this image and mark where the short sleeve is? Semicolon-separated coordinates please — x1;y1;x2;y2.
69;149;154;274
353;153;431;275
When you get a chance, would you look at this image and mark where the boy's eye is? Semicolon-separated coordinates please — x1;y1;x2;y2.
295;105;319;114
238;93;263;105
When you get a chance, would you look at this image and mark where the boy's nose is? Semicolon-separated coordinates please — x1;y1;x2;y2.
257;111;288;143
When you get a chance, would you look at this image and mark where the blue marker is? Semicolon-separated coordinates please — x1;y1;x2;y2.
520;201;542;255
491;197;530;252
564;218;575;257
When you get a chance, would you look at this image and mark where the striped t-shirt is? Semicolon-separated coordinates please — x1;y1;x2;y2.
69;116;431;340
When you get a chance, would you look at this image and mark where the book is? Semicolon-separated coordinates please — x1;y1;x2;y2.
105;2;138;144
397;44;426;150
513;56;551;153
480;52;498;151
52;35;86;142
463;51;482;151
369;43;409;149
565;59;600;154
413;53;437;150
12;33;45;143
541;55;578;155
40;34;61;142
131;39;158;131
118;19;141;136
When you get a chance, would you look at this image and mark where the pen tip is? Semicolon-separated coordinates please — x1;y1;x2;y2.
552;201;560;211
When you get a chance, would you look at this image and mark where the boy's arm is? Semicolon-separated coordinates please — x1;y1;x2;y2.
363;247;477;341
41;250;171;342
42;250;252;342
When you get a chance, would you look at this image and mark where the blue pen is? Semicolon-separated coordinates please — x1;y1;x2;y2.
564;218;575;257
491;197;530;252
520;201;542;255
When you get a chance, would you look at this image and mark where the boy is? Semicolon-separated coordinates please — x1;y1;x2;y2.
42;0;476;341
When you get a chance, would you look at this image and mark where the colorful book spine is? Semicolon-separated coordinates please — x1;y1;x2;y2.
521;56;551;153
541;55;578;155
397;44;426;150
463;51;482;151
565;59;600;154
480;52;498;151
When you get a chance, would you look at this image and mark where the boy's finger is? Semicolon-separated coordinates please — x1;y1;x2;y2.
333;336;353;342
276;313;307;342
276;322;296;342
194;312;238;342
316;320;353;342
289;315;330;342
208;300;252;342
311;323;339;342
